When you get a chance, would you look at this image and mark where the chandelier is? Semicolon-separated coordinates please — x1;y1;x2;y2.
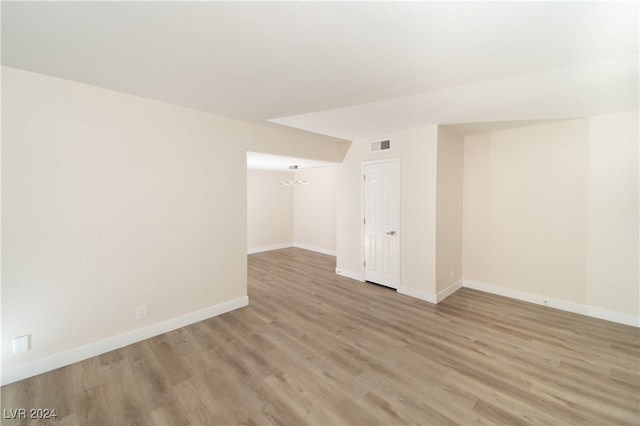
279;180;310;186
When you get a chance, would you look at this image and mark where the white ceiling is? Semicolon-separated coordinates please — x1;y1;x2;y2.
247;152;337;172
2;1;638;140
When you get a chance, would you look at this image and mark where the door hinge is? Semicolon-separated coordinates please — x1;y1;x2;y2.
363;174;366;181
363;218;366;224
364;261;366;267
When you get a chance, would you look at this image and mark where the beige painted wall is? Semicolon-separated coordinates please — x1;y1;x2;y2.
336;126;439;298
247;169;293;251
293;167;337;254
2;67;344;380
435;127;464;294
586;112;639;315
246;166;337;255
463;112;639;317
245;127;347;164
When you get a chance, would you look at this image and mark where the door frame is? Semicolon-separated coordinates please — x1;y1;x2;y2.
361;158;400;286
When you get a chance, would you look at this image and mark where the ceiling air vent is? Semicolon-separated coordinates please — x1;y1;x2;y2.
370;139;391;153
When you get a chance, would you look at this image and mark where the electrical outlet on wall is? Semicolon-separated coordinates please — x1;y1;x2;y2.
136;305;147;320
13;334;31;354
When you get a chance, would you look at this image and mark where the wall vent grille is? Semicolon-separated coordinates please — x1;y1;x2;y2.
370;140;391;152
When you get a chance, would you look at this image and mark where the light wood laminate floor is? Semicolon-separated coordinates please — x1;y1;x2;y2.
2;248;639;425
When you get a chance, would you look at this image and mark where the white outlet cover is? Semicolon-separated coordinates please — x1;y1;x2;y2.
136;305;147;320
13;335;31;354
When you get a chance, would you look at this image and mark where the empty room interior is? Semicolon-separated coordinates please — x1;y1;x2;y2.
1;2;639;425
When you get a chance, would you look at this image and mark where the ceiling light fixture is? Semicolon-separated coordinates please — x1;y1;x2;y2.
279;180;310;186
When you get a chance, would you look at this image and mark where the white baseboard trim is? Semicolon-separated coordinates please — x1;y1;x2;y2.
463;280;639;327
335;268;364;282
436;280;463;303
247;243;292;254
1;296;249;386
397;286;437;304
397;281;462;304
292;243;336;257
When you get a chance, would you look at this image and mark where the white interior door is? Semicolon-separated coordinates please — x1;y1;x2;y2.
363;160;399;288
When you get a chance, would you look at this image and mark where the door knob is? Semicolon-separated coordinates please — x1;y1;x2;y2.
386;231;396;236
